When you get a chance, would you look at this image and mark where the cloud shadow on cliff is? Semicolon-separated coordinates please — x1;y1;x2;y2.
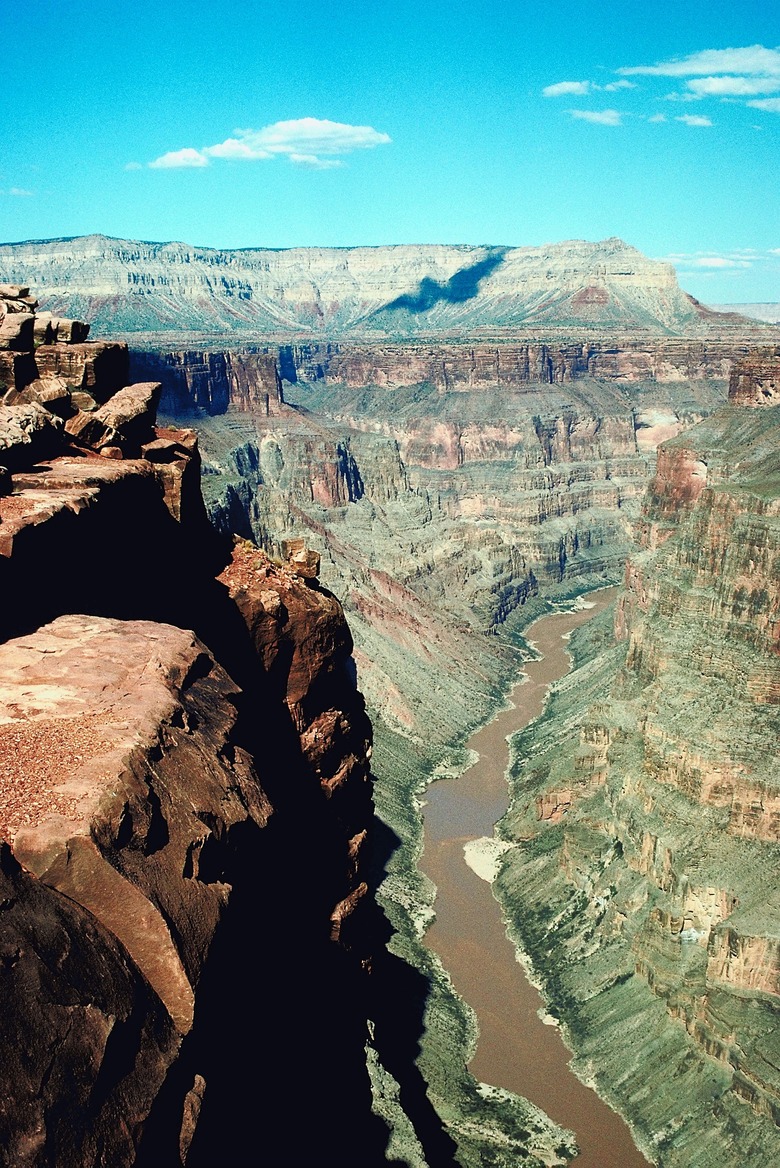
382;248;508;315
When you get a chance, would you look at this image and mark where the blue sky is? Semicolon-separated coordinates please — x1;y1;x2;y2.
2;0;779;302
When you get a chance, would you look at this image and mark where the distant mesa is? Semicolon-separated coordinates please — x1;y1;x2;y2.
0;233;768;341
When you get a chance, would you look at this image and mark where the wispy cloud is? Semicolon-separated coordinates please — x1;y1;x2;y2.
150;147;209;169
3;187;35;197
543;80;591;97
663;91;703;102
147;117;391;170
748;97;780;112
543;79;635;97
618;45;780;77
676;114;713;127
568;108;623;125
687;75;780;96
658;249;770;270
648;113;667;123
692;256;749;268
287;153;343;170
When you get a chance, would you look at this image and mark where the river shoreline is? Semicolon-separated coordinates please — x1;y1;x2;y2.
419;587;651;1168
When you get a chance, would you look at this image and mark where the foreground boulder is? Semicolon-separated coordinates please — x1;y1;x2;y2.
0;401;62;471
0;615;271;1166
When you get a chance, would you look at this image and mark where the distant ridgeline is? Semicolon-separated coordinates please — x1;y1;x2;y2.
0;233;773;340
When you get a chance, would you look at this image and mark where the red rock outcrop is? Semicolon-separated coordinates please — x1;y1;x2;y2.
0;615;271;1167
217;538;373;947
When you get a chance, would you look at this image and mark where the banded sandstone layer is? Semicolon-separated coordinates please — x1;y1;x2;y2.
1;233;771;339
495;350;780;1167
0;289;390;1167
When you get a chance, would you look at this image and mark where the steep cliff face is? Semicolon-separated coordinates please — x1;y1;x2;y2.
495;350;780;1167
283;338;750;388
0;616;270;1167
1;233;769;338
0;291;382;1166
131;349;284;416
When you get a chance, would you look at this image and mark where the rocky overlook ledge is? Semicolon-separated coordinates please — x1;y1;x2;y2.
0;289;382;1167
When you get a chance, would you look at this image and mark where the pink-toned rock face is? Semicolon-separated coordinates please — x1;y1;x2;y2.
728;348;780;406
634;409;683;453
0;614;270;1030
646;445;708;521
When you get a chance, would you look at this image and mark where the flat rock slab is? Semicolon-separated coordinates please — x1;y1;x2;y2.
0;613;270;1033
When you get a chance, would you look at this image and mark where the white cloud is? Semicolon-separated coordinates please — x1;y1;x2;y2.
288;153;343;169
543;80;591;97
568;108;622;125
124;161;143;171
203;138;272;161
658;251;755;269
693;257;750;268
8;187;34;197
150;147;209;169
648;113;667;122
748;97;780;112
676;114;713;126
619;45;780;77
543;79;636;97
687;75;780;96
149;117;390;170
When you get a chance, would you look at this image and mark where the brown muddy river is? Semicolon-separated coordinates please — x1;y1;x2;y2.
420;588;650;1167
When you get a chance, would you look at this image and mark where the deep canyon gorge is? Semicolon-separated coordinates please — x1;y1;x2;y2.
0;238;779;1167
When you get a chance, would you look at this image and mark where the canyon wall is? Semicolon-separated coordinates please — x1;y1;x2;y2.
131;337;737;752
138;336;757;1166
1;234;771;338
281;338;749;388
0;289;385;1167
496;348;780;1167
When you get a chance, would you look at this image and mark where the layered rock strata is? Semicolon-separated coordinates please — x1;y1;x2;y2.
495;349;780;1167
1;234;772;338
281;339;752;388
0;295;380;1165
152;339;734;759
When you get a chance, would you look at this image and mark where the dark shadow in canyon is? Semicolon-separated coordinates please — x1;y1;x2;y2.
382;248;508;315
368;816;461;1168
